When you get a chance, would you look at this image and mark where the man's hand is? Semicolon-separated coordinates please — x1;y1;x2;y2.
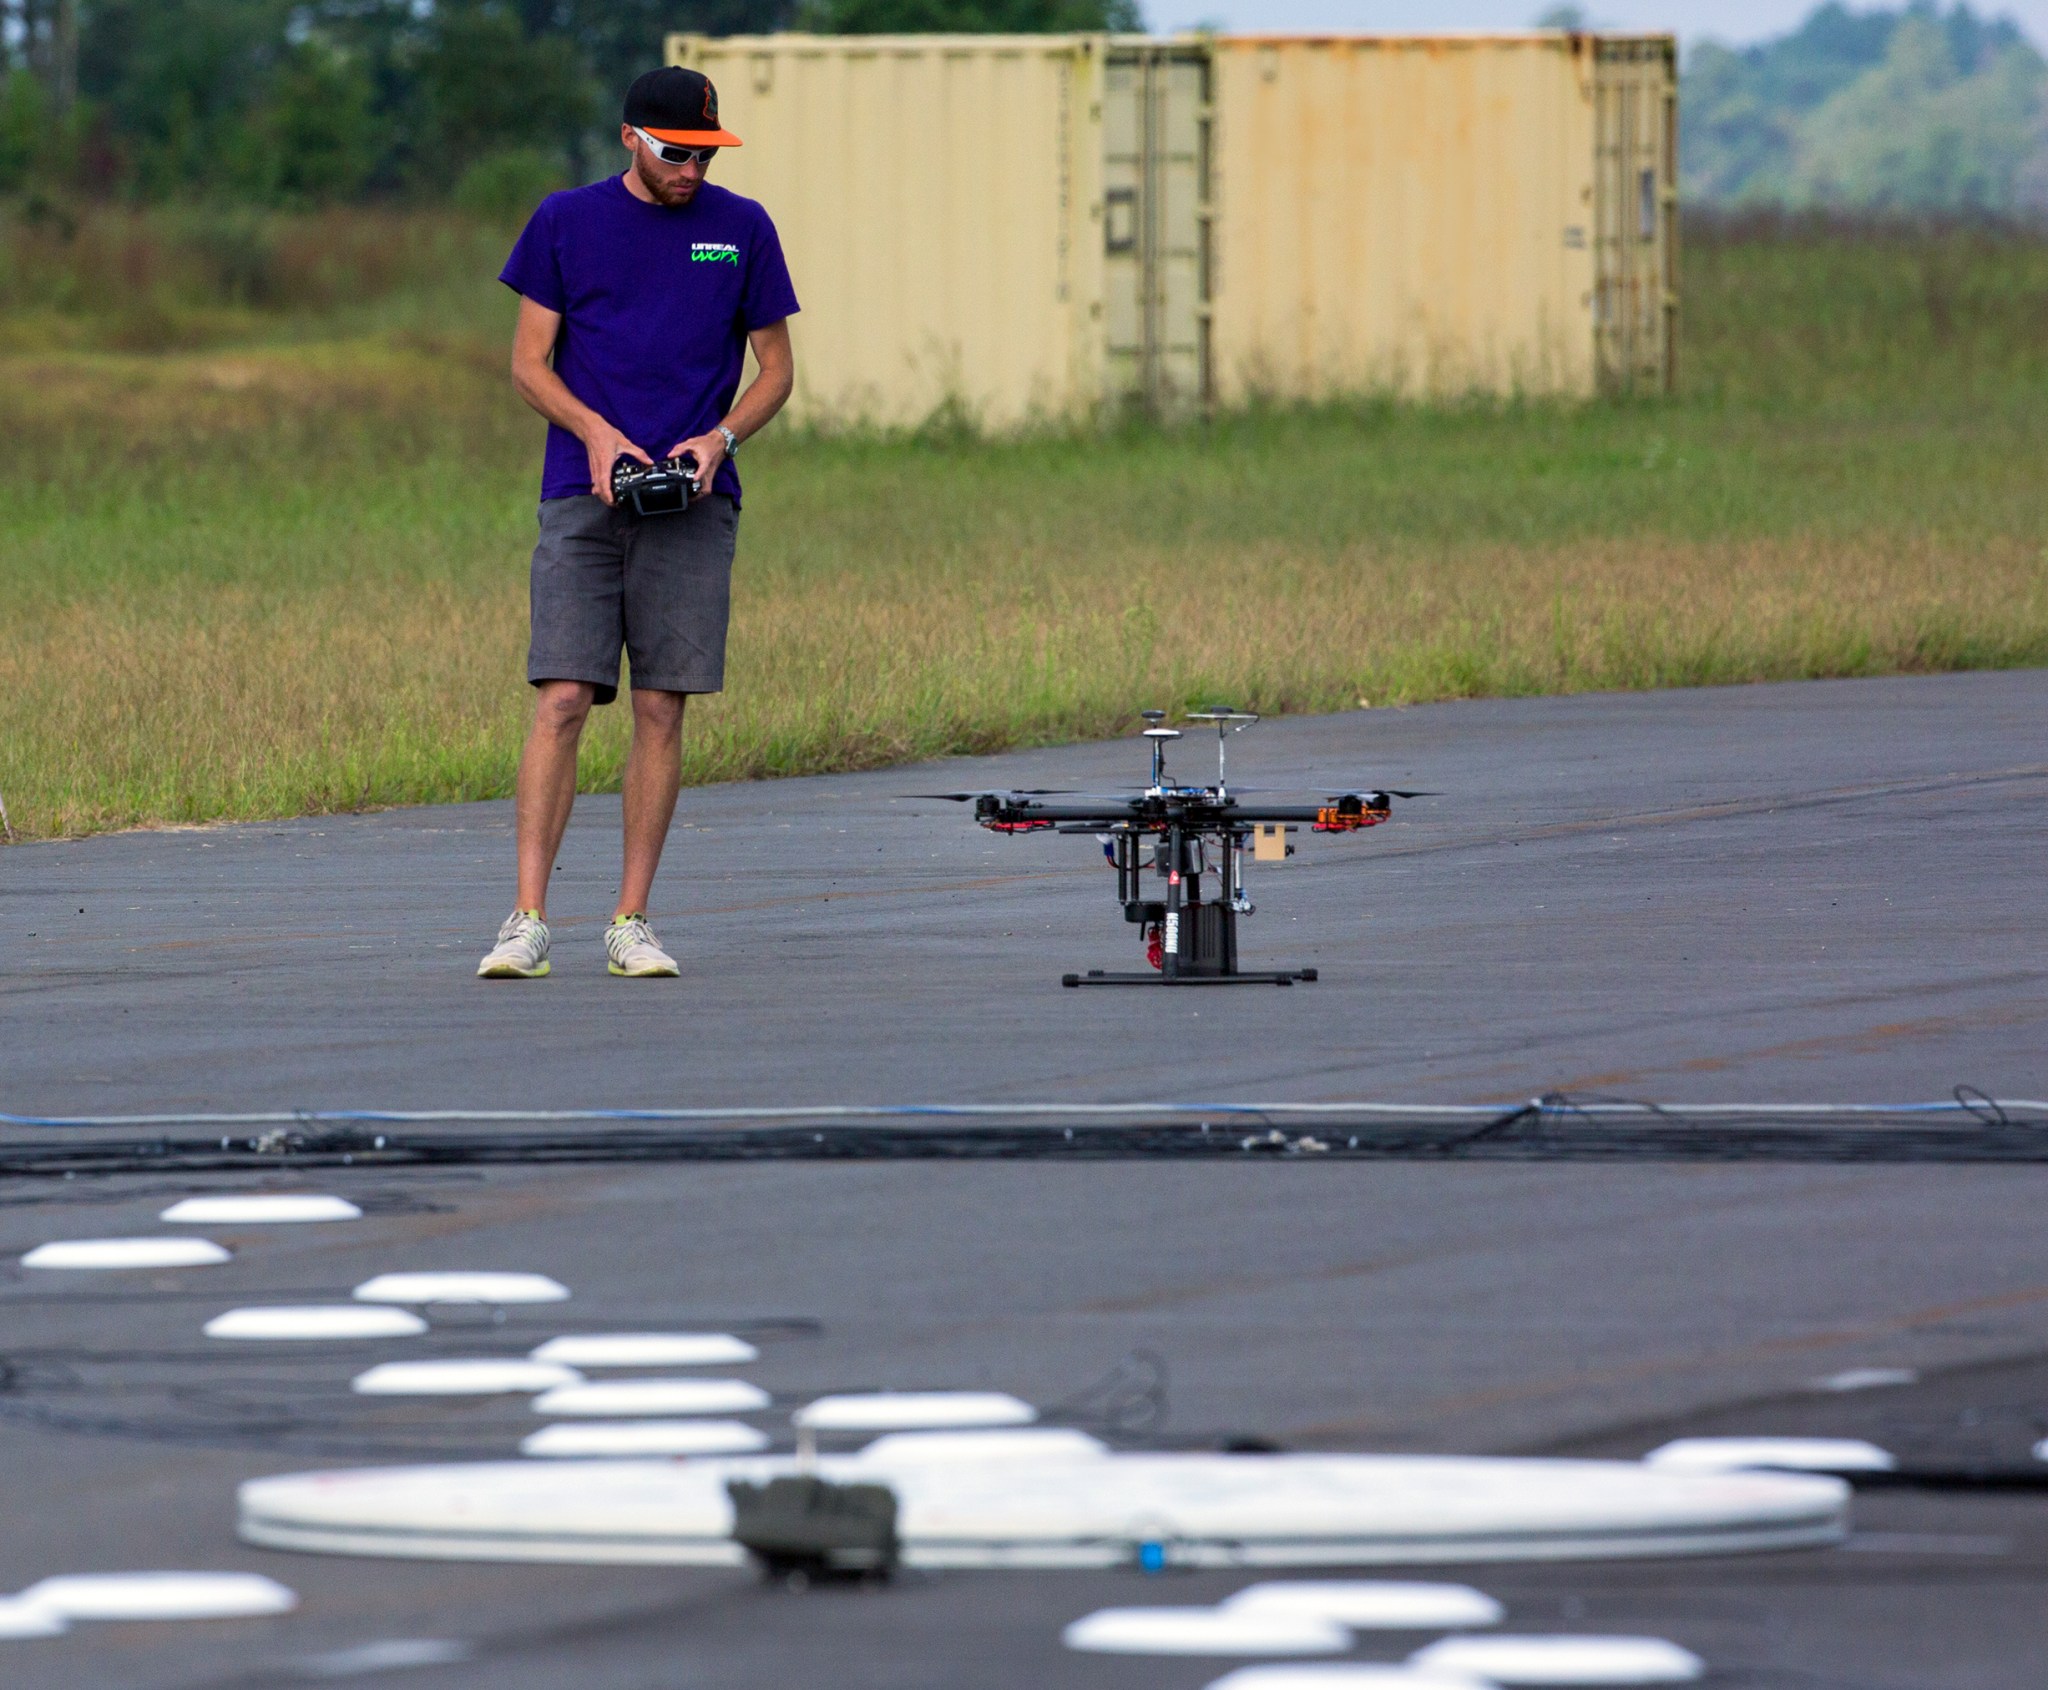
666;430;727;500
583;422;651;507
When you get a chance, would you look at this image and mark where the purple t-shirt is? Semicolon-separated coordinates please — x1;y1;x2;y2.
500;176;799;505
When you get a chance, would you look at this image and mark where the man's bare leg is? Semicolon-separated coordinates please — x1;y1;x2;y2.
515;681;598;917
615;688;686;920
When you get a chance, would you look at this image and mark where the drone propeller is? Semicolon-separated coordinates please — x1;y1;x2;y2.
910;785;1435;801
1227;786;1439;799
905;789;1151;804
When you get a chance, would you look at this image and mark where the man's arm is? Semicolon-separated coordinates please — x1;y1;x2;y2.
668;318;796;496
510;295;649;506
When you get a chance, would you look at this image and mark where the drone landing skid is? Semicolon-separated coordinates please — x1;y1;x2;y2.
1063;969;1317;988
1062;896;1317;988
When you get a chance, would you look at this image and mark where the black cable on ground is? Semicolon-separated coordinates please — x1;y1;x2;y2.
3;1113;2048;1176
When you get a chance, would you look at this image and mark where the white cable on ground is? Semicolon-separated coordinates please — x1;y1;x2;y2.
2;1098;2045;1131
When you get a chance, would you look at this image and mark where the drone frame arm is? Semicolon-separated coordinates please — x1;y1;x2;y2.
972;794;1393;831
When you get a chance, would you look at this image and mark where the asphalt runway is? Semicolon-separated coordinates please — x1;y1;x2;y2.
3;672;2048;1687
10;668;2048;1113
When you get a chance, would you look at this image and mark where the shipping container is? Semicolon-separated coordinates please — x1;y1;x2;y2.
664;31;1675;427
1591;35;1680;394
1209;32;1676;402
1099;39;1213;414
666;33;1108;429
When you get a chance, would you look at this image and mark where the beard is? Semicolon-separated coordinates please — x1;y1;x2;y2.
633;152;696;207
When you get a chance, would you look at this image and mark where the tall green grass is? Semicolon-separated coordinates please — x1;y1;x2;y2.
3;211;2046;841
0;203;515;353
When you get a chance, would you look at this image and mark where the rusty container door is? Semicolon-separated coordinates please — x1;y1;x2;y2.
1209;33;1607;402
666;33;1106;430
1591;36;1678;394
1101;40;1212;416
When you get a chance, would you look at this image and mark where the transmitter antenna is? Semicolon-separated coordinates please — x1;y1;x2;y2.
1185;706;1260;797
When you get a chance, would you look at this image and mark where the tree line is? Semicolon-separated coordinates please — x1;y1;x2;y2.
0;0;1140;207
1684;2;2048;214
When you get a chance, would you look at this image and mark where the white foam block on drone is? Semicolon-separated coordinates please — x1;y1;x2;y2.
352;1360;583;1397
1223;1581;1504;1630
22;1238;230;1270
353;1272;568;1305
206;1306;427;1342
1411;1636;1705;1685
793;1391;1036;1431
237;1451;1849;1570
20;1572;297;1621
521;1421;770;1458
852;1429;1108;1465
161;1195;362;1225
529;1333;758;1368
0;1598;67;1639
531;1378;769;1417
1063;1606;1351;1655
1643;1437;1895;1476
1206;1670;1498;1690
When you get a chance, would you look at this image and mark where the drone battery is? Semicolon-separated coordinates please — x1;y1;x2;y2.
1174;901;1237;976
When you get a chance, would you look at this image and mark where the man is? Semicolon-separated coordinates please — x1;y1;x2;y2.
479;67;797;980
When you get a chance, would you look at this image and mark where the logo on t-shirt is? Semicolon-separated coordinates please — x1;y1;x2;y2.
691;241;740;265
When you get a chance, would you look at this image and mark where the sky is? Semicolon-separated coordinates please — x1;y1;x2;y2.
1137;0;2048;52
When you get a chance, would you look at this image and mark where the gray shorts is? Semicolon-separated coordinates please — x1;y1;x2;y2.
527;493;738;705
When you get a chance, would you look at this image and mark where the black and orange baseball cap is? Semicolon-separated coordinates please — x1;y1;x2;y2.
624;67;743;147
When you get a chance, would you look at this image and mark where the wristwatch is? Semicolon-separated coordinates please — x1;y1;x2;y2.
715;424;739;460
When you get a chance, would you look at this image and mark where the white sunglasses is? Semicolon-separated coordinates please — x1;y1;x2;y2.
632;126;718;167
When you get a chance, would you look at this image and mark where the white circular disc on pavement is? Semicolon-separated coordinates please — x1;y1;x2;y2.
793;1391;1036;1431
0;1598;67;1639
1411;1636;1705;1684
161;1195;362;1225
1205;1670;1496;1690
23;1238;230;1271
1223;1581;1504;1629
20;1571;298;1621
531;1379;770;1417
529;1333;758;1368
521;1421;770;1458
1063;1606;1351;1655
1643;1437;1895;1475
206;1306;427;1342
353;1272;568;1305
352;1360;583;1397
237;1451;1848;1569
852;1429;1108;1465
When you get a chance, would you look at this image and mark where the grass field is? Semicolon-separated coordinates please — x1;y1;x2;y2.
5;208;2048;842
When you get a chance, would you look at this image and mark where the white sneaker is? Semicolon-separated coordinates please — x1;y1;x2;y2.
478;910;550;978
605;914;678;977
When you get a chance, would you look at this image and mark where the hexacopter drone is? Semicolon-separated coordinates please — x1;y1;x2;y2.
925;708;1426;987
